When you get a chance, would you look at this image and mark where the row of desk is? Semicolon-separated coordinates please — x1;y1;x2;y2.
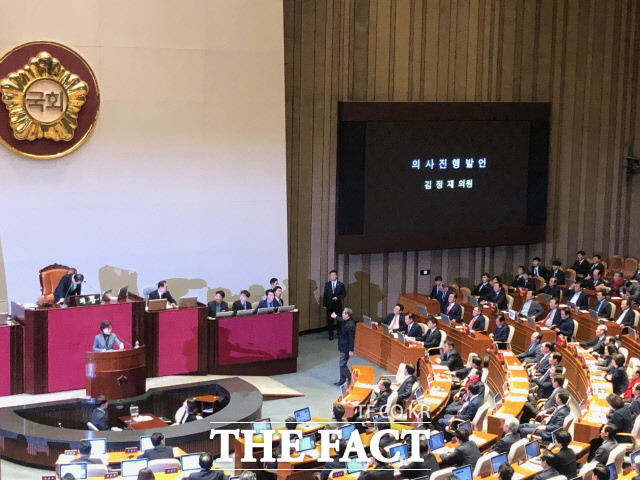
3;295;299;395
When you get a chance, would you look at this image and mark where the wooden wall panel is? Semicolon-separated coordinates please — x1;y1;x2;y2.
284;0;640;331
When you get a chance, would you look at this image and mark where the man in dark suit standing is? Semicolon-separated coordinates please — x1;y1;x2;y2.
429;276;445;299
207;290;229;317
231;290;252;313
440;340;464;371
149;280;177;306
606;354;629;395
571;250;591;279
332;308;355;386
440;427;481;468
138;432;174;460
53;272;84;303
323;270;347;340
531;257;549;280
90;395;110;431
548;261;565;285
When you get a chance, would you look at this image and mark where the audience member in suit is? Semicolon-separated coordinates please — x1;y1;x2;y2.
332;308;355;386
396;363;417;404
519;390;571;441
586;268;606;289
548;261;566;285
53;272;84;303
439;427;481;468
531;257;549;281
438;382;482;431
471;273;492;298
422;318;442;350
272;286;284;307
231;290;252;313
323;270;347;340
528;342;555;377
257;289;278;309
370;379;391;413
325;404;347;430
491;416;521;454
517;332;543;364
381;303;405;331
551;308;574;339
606;354;629;395
149;280;177;306
564;282;589;309
441;293;462;321
549;430;577;478
628;383;640;418
597;344;618;373
429;276;445;300
539;297;561;327
534;276;561;299
606;394;634;436
188;453;227;480
399;438;439;479
444;368;484;415
71;439;106;464
532;365;564;401
579;325;608;353
483;282;508;310
90;395;110;431
624;370;640;400
138;432;174;460
402;313;423;339
175;398;199;424
616;299;636;327
467;307;486;332
207;290;229;317
440;340;464;372
490;315;510;347
520;271;536;291
592;291;613;318
454;355;482;381
571;250;591;279
532;452;561;480
317;440;348;480
92;320;124;352
511;266;526;288
519;290;544;319
585;255;604;278
520;374;566;423
590;423;618;463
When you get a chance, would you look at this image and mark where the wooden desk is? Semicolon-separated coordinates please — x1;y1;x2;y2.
354;322;425;373
56;447;187;466
335;365;375;418
119;413;169;430
486;350;530;435
504;317;555;352
0;315;23;396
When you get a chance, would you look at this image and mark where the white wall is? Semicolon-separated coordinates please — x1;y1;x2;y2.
0;0;288;303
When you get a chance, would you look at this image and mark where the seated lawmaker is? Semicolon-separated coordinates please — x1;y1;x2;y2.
188;453;226;480
441;293;462;321
232;290;252;313
72;439;106;464
534;276;561;299
90;395;110;431
520;271;536;291
579;324;608;354
438;382;482;431
149;280;177;306
429;276;446;302
615;299;636;327
532;452;560;480
602;271;625;295
492;416;521;454
467;306;486;332
317;440;348;480
380;303;405;331
489;314;510;346
517;332;543;364
623;369;640;400
550;308;574;339
207;290;229;317
519;391;571;441
590;424;618;464
402;313;423;339
54;272;84;303
482;282;508;310
399;438;439;479
257;289;277;309
539;297;561;327
564;282;589;309
369;379;391;413
548;429;577;478
439;340;464;371
586;268;605;289
138;432;174;460
471;273;492;298
421;318;442;350
396;363;417;404
592;291;612;318
439;427;481;468
606;393;633;436
92;321;124;352
519;290;544;319
175;398;199;424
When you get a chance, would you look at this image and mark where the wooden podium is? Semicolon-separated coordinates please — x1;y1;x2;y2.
86;347;147;400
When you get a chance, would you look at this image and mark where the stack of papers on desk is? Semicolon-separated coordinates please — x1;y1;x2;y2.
506;396;528;402
133;415;154;422
429;390;448;397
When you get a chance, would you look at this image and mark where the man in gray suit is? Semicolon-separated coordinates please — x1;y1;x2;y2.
591;424;618;464
92;321;124;352
519;290;544;319
517;332;543;364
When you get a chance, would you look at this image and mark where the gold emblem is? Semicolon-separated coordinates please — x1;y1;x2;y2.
0;51;88;141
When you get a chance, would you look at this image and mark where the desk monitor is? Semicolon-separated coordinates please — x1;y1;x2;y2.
296;434;316;453
508;309;517;320
180;453;203;472
216;311;234;318
347;458;368;473
121;458;149;478
277;305;296;313
417;305;428;316
117;285;129;301
458;421;472;434
397;332;406;343
340;424;356;440
606;463;616;480
140;435;154;452
380;323;391;335
363;315;372;327
524;441;540;460
630;449;640;467
101;289;113;302
257;307;276;315
236;308;255;317
539;293;552;303
589;309;599;319
493;393;502;407
428;432;445;451
178;296;198;308
467;296;478;307
452;465;472;480
490;453;509;474
527;316;537;328
294;407;312;423
252;418;272;434
567;301;576;309
550;427;561;445
81;438;107;455
340;382;349;398
59;463;87;479
388;444;408;462
414;387;424;399
440;313;451;326
147;299;167;311
627;328;637;339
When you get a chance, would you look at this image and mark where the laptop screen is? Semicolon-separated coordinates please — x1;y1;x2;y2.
491;453;509;474
347;458;368;473
606;463;616;480
121;458;148;478
525;441;540;459
139;435;153;452
452;465;472;480
388;444;408;462
494;393;502;405
458;421;472;433
59;463;87;480
340;424;356;440
297;435;316;452
81;438;107;455
294;407;311;423
181;453;202;472
340;382;349;397
414;387;424;399
631;449;640;467
550;428;561;445
428;432;445;451
252;418;272;434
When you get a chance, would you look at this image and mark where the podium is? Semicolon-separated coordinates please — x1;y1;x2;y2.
86;347;147;400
